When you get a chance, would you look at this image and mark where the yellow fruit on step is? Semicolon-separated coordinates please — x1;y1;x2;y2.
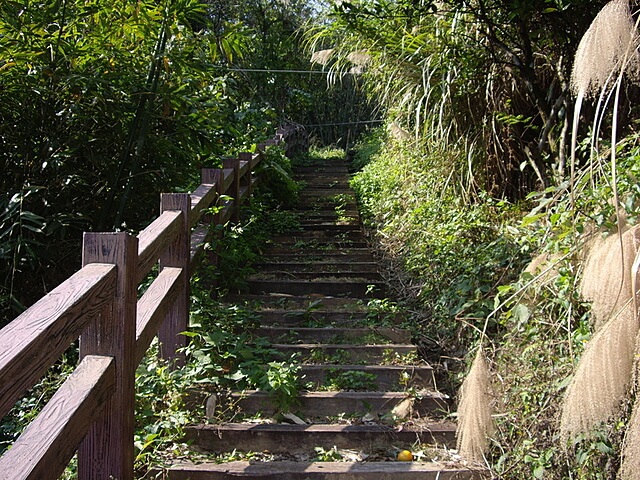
397;450;413;461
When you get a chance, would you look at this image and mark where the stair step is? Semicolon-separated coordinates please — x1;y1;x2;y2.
224;295;367;310
250;272;383;282
267;237;369;249
248;279;386;298
257;326;410;344
297;211;359;219
185;422;457;454
300;365;435;391
268;230;364;241
261;251;375;262
299;220;360;227
227;391;449;418
298;188;355;197
272;344;417;363
255;262;379;274
167;460;485;480
293;204;359;212
295;165;350;173
292;223;362;233
256;310;370;327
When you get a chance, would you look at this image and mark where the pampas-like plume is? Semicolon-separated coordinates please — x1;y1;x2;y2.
561;227;640;443
620;387;640;480
310;48;334;66
570;0;637;98
581;225;640;330
456;348;495;463
559;300;639;444
569;0;638;203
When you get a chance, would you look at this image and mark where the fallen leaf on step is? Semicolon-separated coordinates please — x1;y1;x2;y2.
391;396;415;420
205;394;217;420
362;412;378;423
282;412;307;425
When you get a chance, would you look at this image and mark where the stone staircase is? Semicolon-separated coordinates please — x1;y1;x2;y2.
166;157;486;479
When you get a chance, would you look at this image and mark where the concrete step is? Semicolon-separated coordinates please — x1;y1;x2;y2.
167;460;486;480
257;326;411;344
226;391;450;418
261;251;375;262
295;164;350;172
267;236;368;249
255;310;370;327
255;262;379;274
248;279;386;298
272;344;417;364
295;173;352;180
293;204;359;213
293;223;363;233
224;294;367;311
298;219;361;227
300;365;435;391
269;229;364;239
185;422;457;454
297;211;359;219
298;186;354;193
250;271;384;282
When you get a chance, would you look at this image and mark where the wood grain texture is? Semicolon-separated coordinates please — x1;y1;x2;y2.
0;263;116;419
0;355;115;480
222;168;234;193
238;160;250;178
135;266;184;365
79;232;138;480
189;224;211;275
188;183;216;229
137;210;182;283
238;151;261;170
218;203;233;225
223;158;240;223
238;185;250;203
159;194;190;364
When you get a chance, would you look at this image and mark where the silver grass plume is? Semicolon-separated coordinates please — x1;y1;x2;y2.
559;300;638;444
581;226;640;331
456;348;495;463
620;385;640;480
570;0;637;98
569;0;639;204
311;48;334;66
561;225;640;444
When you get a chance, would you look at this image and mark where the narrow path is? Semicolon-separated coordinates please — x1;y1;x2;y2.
168;155;484;479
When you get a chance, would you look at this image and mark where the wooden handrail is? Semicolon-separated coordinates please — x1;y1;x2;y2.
0;123;307;479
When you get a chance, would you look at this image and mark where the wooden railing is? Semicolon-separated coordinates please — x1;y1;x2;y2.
0;124;307;480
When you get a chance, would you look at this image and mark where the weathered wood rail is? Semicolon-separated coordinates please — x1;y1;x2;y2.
0;124;307;480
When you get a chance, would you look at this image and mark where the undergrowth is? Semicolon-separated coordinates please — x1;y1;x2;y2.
350;129;531;356
349;127;640;478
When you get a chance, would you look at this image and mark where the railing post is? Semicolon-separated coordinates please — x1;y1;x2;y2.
238;152;254;200
159;193;190;365
202;168;222;271
223;158;240;223
79;232;138;480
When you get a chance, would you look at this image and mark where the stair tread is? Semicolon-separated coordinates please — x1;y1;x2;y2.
168;460;485;478
190;421;456;433
229;390;447;400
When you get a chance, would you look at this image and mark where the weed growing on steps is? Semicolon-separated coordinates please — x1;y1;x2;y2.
321;370;378;392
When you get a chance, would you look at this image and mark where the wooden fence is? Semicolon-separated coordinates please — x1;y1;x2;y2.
0;124;307;480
